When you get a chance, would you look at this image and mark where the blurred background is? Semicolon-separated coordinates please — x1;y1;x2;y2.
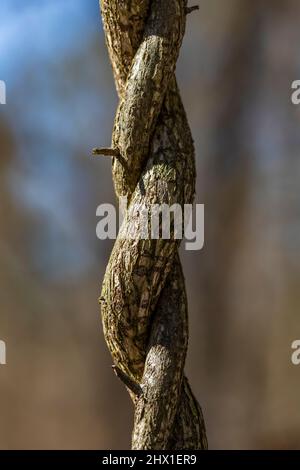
0;0;299;449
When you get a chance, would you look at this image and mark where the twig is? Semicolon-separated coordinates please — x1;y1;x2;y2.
92;147;120;158
185;5;199;15
112;365;143;397
93;147;128;172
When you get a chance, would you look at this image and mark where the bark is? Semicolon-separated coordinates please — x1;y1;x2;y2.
97;0;207;449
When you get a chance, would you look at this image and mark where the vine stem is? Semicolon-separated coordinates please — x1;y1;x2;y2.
98;0;207;449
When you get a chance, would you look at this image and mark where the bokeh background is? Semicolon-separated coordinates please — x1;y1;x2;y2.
0;0;300;449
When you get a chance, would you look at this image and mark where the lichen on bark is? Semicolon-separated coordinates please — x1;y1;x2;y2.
98;0;208;449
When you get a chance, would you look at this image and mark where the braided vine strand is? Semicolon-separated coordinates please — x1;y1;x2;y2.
98;0;207;449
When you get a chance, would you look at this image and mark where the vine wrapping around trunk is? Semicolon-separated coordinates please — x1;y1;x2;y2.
97;0;207;449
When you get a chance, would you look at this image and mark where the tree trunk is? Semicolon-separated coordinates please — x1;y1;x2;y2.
97;0;207;450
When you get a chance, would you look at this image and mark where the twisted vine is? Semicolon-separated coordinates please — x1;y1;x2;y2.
96;0;207;449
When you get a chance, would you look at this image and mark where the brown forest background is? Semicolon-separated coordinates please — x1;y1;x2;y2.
0;0;300;449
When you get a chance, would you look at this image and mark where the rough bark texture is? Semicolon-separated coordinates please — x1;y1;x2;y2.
98;0;207;450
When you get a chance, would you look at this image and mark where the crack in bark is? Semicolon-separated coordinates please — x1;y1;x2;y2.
98;0;208;449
